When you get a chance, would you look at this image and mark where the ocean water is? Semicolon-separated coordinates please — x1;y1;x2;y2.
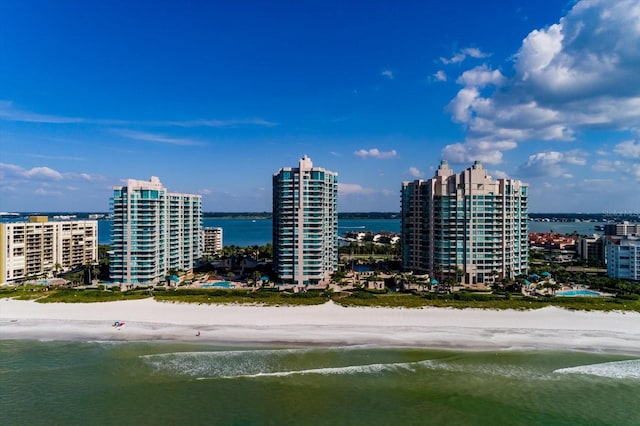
98;219;603;246
1;340;639;425
98;218;402;246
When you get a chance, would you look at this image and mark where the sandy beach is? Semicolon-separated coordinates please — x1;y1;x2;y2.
1;298;640;354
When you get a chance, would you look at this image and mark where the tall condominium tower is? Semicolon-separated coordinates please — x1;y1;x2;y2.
401;161;528;285
273;155;338;287
110;176;202;286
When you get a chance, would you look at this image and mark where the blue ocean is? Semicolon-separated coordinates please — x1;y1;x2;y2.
97;218;602;246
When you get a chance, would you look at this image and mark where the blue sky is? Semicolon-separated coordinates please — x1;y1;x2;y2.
1;0;639;213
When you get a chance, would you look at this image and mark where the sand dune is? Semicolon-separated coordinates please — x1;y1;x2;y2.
1;298;639;354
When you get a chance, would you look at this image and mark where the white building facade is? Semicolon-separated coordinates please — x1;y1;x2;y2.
203;227;223;256
401;161;528;285
110;176;202;286
0;216;97;284
606;236;640;281
273;156;338;287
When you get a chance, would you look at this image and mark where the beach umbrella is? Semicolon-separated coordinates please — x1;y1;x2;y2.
431;279;439;284
541;271;551;277
524;279;532;285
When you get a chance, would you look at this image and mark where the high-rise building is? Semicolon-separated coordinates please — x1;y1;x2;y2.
401;161;528;285
272;155;338;287
606;235;640;281
0;216;97;284
110;176;202;286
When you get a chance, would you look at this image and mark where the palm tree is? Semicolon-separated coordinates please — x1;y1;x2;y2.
54;263;62;277
455;267;464;287
433;264;443;285
251;270;262;287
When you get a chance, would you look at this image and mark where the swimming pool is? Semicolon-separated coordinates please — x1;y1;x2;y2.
201;281;235;289
556;289;600;297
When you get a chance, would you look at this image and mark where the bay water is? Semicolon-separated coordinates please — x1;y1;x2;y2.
97;219;603;246
1;339;639;425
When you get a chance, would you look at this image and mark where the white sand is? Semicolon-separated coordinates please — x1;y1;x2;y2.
1;298;640;354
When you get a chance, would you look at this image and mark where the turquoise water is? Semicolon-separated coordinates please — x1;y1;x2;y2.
201;281;234;289
98;219;603;247
1;340;639;425
98;218;401;246
556;290;601;297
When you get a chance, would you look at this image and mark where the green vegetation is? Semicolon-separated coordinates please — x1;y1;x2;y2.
331;290;640;312
0;285;49;300
37;289;151;303
154;288;330;306
1;282;638;312
339;242;399;260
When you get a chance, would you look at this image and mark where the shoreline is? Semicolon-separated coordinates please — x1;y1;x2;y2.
1;298;640;354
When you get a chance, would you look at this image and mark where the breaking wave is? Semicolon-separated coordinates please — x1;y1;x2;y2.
554;359;640;379
140;348;432;379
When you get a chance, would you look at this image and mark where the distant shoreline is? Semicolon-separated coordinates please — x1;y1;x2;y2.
2;212;638;221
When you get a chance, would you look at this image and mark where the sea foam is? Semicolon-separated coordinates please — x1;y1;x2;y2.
140;348;430;379
554;359;640;379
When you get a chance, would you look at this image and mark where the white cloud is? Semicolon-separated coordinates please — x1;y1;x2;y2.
456;65;505;88
354;148;398;159
613;140;640;159
338;183;375;195
440;47;490;64
489;169;509;179
381;70;394;80
0;163;105;186
516;150;588;178
0;100;85;124
27;154;85;161
165;118;277;127
25;167;64;180
34;188;64;196
0;100;127;125
407;167;424;178
1;100;276;128
198;189;212;195
115;129;204;146
443;0;640;165
0;163;64;180
442;139;517;165
592;159;622;172
432;70;447;82
463;47;489;59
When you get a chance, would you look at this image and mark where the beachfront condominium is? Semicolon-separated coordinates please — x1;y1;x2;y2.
606;235;640;281
273;155;338;287
0;216;97;284
110;176;202;286
401;160;528;285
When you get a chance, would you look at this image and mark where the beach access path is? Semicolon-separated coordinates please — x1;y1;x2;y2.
1;298;640;354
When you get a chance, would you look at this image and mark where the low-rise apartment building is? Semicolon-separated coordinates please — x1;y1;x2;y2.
203;227;223;256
